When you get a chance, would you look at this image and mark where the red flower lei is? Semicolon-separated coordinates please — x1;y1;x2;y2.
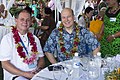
58;22;80;58
12;26;38;64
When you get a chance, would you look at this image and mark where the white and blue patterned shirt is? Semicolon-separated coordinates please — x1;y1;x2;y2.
44;26;100;62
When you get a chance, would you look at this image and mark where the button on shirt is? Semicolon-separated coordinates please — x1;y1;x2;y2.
19;32;28;46
44;26;100;62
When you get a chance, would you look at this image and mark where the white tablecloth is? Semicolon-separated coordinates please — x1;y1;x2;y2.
31;60;105;80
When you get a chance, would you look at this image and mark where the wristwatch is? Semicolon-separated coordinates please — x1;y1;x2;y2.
112;35;115;39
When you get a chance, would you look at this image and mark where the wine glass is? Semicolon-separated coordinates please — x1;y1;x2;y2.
101;58;109;75
53;65;64;80
80;55;90;71
105;54;115;72
64;61;73;80
78;55;90;80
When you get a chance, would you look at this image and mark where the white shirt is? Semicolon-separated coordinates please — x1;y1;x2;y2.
0;26;11;43
78;16;86;27
48;0;55;11
0;11;15;26
0;32;44;80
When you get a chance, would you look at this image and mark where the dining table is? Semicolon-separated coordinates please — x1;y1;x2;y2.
31;59;107;80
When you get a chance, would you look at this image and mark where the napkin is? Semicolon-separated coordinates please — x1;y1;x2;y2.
32;66;68;80
115;54;120;62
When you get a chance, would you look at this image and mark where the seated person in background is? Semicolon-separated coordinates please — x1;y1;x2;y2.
44;8;100;64
89;9;106;41
78;7;94;30
0;9;45;80
39;7;56;49
0;4;8;26
0;4;16;26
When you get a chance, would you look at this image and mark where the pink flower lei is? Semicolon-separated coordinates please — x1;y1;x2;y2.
12;26;38;64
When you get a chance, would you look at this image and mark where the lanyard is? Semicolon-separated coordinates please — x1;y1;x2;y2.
20;38;29;55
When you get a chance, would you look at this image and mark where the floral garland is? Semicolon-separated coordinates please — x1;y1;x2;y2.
58;22;80;58
12;26;38;64
105;68;120;80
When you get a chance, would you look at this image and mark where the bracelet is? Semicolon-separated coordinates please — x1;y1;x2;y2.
112;35;115;39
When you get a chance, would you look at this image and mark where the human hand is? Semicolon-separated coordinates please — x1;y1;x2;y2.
107;35;114;42
31;67;42;74
44;26;49;29
96;33;102;41
23;71;36;79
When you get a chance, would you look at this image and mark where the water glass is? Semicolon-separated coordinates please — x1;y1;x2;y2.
80;55;90;71
64;61;73;80
53;65;64;80
88;67;99;80
101;59;109;75
105;54;116;72
88;60;99;80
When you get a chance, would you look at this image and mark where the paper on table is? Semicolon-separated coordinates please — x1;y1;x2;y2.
31;67;54;80
31;66;68;80
115;54;120;62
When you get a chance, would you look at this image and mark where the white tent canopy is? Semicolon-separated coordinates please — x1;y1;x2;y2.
0;0;15;10
0;0;85;23
55;0;85;22
0;0;15;26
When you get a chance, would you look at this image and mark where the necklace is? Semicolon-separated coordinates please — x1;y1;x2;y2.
58;22;80;58
12;26;38;64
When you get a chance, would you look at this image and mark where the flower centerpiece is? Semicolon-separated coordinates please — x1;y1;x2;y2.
12;26;38;64
105;68;120;80
58;22;80;58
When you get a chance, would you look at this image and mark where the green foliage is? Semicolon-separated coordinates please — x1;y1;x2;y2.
9;7;22;17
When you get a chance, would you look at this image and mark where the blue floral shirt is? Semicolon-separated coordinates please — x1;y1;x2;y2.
43;26;100;62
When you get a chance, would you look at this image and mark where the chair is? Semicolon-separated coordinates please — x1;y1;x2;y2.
0;62;3;80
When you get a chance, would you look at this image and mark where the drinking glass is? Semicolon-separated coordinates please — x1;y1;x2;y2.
105;54;115;72
88;59;99;80
101;58;109;75
53;65;64;80
80;55;90;71
64;61;73;80
78;55;90;80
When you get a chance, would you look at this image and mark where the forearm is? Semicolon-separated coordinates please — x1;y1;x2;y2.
93;46;100;55
4;11;8;18
39;26;49;30
1;60;34;78
45;52;57;64
112;31;120;38
107;31;120;42
99;23;104;35
37;57;45;69
1;61;24;76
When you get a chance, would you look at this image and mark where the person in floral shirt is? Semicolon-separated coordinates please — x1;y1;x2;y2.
0;9;45;80
44;8;100;63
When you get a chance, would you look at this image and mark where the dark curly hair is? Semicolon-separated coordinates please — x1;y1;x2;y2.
45;7;52;14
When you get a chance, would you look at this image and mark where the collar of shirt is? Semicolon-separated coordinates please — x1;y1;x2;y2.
18;32;28;43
